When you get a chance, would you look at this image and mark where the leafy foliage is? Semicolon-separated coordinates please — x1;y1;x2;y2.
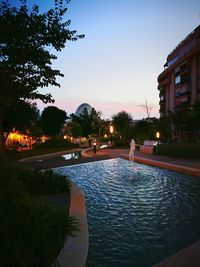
0;163;77;266
0;1;84;104
40;106;67;137
112;111;133;142
157;143;200;158
70;121;83;138
0;163;71;195
70;107;102;138
0;0;84;158
3;100;39;134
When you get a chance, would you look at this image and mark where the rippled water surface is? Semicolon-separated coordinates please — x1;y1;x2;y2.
55;158;200;267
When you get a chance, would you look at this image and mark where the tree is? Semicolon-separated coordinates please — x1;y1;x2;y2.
140;100;153;118
0;0;84;159
3;100;39;140
112;111;133;142
70;121;82;138
151;117;171;142
132;119;150;143
70;107;102;138
40;106;67;138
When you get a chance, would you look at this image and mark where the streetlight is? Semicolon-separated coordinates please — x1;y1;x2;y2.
156;131;160;139
109;125;114;148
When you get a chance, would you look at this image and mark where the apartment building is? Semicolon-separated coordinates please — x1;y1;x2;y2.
158;25;200;117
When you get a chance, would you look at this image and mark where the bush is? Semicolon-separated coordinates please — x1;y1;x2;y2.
0;163;78;267
114;139;129;148
0;163;71;195
157;142;200;158
33;139;78;149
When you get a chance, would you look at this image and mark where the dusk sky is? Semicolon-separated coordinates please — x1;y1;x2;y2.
12;0;200;119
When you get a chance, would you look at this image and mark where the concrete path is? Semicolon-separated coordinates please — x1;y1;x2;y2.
84;148;200;177
18;147;200;176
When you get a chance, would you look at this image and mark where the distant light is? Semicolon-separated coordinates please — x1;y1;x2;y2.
156;132;160;139
64;135;67;139
109;125;114;134
104;134;107;138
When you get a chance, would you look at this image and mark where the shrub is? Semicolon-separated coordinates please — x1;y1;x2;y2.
157;143;200;158
0;163;78;267
33;139;78;149
0;163;70;195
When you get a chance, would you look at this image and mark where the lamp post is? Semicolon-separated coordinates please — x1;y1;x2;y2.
109;125;114;148
93;141;97;154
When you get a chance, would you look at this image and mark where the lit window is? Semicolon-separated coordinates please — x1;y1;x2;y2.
175;76;181;84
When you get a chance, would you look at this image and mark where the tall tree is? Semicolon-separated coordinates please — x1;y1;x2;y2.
112;111;133;142
40;106;67;138
70;107;102;138
132;119;150;143
0;0;84;159
70;121;82;138
3;100;39;140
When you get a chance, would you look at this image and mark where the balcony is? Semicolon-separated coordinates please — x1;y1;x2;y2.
158;77;170;87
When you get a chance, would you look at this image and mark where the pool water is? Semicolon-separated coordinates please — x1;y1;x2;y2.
55;158;200;267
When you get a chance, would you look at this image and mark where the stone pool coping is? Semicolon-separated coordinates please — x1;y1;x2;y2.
120;154;200;177
153;240;200;267
52;182;88;267
81;147;200;177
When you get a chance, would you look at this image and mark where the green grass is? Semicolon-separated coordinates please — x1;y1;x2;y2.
157;143;200;158
0;163;78;267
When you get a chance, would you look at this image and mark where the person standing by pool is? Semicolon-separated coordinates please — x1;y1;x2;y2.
129;139;135;162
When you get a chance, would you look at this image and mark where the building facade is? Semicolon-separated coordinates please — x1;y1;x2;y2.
158;25;200;117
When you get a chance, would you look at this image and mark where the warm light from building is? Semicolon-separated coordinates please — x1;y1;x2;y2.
63;135;67;139
104;134;107;138
41;135;47;143
9;132;22;142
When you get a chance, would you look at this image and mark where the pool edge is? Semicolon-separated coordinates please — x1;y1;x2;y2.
53;182;89;267
153;240;200;267
120;154;200;177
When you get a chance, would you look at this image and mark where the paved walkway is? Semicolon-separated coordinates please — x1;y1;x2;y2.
18;147;200;176
83;148;200;176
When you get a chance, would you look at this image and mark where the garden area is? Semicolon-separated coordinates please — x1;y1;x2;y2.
0;1;84;266
0;163;77;266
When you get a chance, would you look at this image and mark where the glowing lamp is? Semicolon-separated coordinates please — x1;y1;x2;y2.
156;132;160;139
109;125;114;134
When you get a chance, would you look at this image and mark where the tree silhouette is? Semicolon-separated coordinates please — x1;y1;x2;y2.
140;100;153;118
3;100;39;139
112;111;133;142
40;106;67;138
0;0;84;159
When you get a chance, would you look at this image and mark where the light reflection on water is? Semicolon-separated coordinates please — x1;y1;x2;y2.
54;158;200;267
62;152;80;160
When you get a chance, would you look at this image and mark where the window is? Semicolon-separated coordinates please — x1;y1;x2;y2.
175;66;180;74
175;76;181;84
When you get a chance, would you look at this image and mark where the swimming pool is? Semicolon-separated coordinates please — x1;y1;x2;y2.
54;158;200;266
